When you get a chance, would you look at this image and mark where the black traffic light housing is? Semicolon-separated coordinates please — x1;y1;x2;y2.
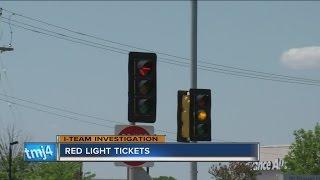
189;89;211;141
177;90;190;142
128;52;157;123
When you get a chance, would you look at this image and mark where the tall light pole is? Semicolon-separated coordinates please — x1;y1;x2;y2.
191;0;198;180
9;140;18;180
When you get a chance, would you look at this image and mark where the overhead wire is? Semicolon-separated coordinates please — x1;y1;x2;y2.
0;91;293;145
0;97;115;129
0;93;231;142
0;8;318;145
1;16;130;54
1;7;320;84
0;96;181;141
1;19;320;87
0;15;319;142
0;92;122;124
158;58;320;86
1;20;128;55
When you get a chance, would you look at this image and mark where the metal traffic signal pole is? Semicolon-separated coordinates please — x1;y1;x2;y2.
127;52;156;180
191;0;198;180
128;122;135;180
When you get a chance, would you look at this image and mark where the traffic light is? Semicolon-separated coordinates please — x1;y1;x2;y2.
189;89;211;141
177;90;190;142
128;52;157;123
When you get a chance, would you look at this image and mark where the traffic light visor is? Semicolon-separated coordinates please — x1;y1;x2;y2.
196;124;209;137
138;80;152;95
137;98;153;115
196;94;208;108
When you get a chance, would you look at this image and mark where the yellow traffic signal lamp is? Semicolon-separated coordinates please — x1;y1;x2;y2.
197;110;207;122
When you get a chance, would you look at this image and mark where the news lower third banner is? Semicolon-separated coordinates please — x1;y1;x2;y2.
24;142;259;162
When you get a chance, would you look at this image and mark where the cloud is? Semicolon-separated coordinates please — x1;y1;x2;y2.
281;46;320;69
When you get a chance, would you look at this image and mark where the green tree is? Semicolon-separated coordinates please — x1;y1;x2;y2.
153;176;176;180
27;162;95;180
0;126;34;179
281;123;320;175
209;162;258;180
0;126;95;179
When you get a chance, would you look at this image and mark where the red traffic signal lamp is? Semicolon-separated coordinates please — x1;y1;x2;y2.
128;52;157;123
189;89;211;141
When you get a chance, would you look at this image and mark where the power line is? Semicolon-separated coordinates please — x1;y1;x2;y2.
0;97;183;141
0;94;267;143
158;58;320;86
2;7;320;84
0;93;120;124
0;93;231;142
1;20;128;55
0;97;115;129
3;15;320;86
0;93;178;135
0;9;308;144
0;8;178;56
2;20;320;87
1;16;130;54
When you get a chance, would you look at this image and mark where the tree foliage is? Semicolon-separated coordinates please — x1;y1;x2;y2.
153;176;176;180
282;123;320;175
27;162;95;180
0;126;32;179
209;162;258;180
0;126;95;179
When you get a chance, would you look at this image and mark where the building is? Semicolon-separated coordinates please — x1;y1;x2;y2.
257;145;320;180
256;145;290;180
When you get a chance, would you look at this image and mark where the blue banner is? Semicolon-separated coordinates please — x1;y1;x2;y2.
58;143;259;162
24;143;57;161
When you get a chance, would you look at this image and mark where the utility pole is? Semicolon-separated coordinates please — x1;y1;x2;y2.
8;141;18;180
190;0;198;180
8;144;12;180
1;26;15;180
80;162;83;180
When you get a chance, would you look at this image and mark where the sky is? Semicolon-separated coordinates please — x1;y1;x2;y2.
0;1;320;179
